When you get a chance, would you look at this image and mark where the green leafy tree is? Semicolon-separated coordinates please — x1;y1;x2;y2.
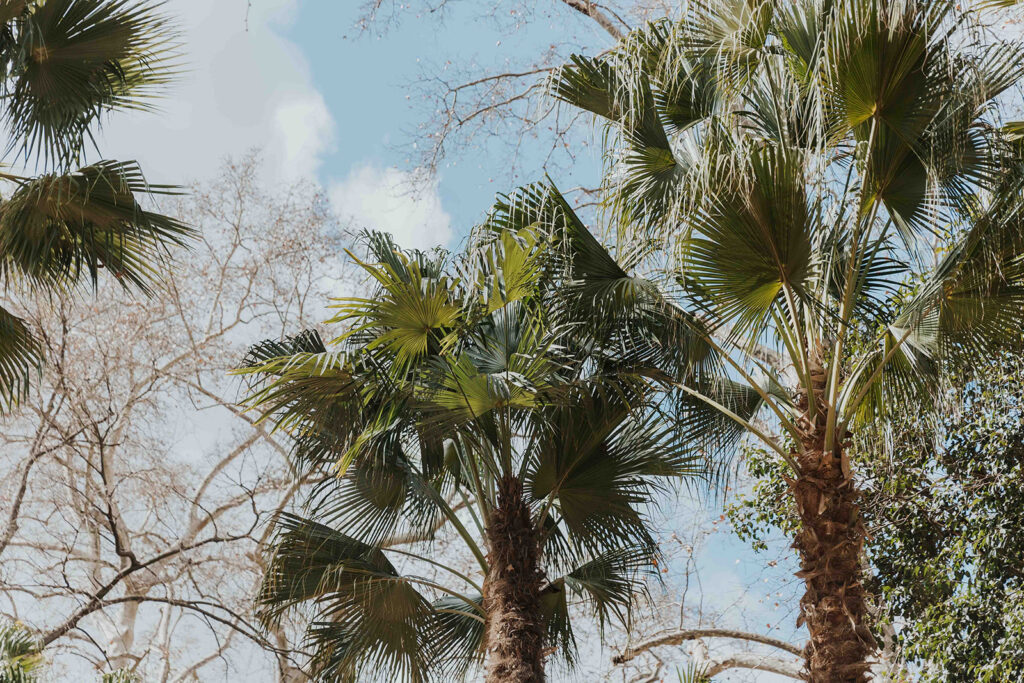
864;354;1024;682
547;0;1024;680
239;193;712;682
0;0;191;408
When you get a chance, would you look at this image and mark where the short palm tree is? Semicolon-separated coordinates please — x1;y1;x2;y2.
0;0;191;409
548;0;1024;680
0;621;42;682
240;198;708;682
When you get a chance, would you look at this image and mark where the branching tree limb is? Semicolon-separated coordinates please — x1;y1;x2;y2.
613;627;804;663
559;0;625;38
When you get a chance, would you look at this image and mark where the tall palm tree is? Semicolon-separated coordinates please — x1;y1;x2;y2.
239;195;710;682
548;0;1024;680
0;0;191;409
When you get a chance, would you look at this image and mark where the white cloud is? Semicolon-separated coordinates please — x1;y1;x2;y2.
92;0;335;184
329;165;453;251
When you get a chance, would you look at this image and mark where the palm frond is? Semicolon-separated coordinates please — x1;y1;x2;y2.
843;173;1024;424
428;595;485;680
0;620;42;682
682;143;816;338
0;161;191;293
1;0;180;166
0;305;41;411
258;514;439;682
331;251;461;376
529;388;697;565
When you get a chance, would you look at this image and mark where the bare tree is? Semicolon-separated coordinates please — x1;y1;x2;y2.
0;154;351;682
353;0;673;178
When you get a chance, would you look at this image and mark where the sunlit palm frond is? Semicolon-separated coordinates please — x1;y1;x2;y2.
331;250;461;375
549;49;690;228
0;621;42;683
842;174;1024;425
675;0;772;86
682;143;816;338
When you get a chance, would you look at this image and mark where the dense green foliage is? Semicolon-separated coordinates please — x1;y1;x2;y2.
868;355;1024;681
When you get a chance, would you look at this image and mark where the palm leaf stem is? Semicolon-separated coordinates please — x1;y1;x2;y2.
346;567;485;616
458;430;494;530
836;321;917;434
675;382;799;473
830;219;900;428
384;547;484;594
432;340;495;528
434;608;486;624
458;488;486;539
427;485;489;573
703;333;801;444
534;491;558;536
773;297;813;417
780;283;815;417
825;118;881;452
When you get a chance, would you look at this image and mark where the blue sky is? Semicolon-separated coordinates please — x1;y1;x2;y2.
96;0;611;249
288;1;609;244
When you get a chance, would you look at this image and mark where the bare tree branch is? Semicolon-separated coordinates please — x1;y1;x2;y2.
559;0;625;38
702;652;804;679
613;628;804;664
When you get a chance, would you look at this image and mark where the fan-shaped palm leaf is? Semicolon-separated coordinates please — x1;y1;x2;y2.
1;0;179;165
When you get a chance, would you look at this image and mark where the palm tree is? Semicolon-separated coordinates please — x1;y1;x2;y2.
0;0;191;409
547;0;1024;680
0;620;138;682
0;621;42;682
239;194;710;682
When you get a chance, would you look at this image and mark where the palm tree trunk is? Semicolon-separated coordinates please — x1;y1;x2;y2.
483;474;545;683
791;392;875;682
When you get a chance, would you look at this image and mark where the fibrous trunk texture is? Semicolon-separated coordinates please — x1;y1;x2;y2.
791;381;875;682
483;474;545;683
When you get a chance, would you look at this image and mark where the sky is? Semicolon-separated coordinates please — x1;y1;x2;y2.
97;0;609;252
90;1;801;680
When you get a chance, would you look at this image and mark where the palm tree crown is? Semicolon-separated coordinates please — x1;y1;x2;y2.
548;0;1024;679
0;0;192;409
239;194;709;682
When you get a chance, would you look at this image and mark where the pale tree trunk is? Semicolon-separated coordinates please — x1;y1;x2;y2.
791;373;875;682
483;474;545;683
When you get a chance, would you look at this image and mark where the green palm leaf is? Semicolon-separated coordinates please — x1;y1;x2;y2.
0;160;191;293
0;305;40;411
258;514;440;682
1;0;179;165
0;621;42;683
683;143;816;336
